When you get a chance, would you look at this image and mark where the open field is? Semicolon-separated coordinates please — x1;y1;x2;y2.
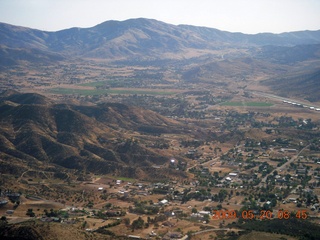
220;101;274;107
49;87;178;96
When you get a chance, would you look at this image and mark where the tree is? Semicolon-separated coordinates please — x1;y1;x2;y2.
131;217;145;230
105;203;112;208
123;218;130;226
0;216;7;227
203;214;210;222
82;221;87;229
218;189;228;202
26;209;35;217
271;198;277;207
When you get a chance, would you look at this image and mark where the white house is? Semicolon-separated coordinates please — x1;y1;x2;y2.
159;199;169;205
229;173;238;177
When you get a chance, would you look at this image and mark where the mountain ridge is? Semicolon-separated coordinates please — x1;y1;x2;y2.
1;18;320;63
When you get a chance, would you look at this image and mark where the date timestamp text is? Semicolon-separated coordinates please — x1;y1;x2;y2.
211;210;308;220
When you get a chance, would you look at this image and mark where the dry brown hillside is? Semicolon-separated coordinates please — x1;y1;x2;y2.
0;91;188;180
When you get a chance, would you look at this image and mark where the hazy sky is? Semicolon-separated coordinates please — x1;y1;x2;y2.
0;0;319;34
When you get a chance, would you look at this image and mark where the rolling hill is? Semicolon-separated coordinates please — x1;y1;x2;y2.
181;57;288;84
0;91;187;180
261;68;320;102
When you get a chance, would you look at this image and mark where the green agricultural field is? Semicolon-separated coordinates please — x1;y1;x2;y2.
110;176;136;182
108;89;176;95
49;88;177;96
220;101;273;107
80;80;113;87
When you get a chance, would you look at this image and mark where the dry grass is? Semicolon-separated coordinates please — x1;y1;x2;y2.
238;231;298;240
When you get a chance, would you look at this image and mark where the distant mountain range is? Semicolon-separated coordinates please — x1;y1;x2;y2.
0;18;319;102
1;18;320;64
